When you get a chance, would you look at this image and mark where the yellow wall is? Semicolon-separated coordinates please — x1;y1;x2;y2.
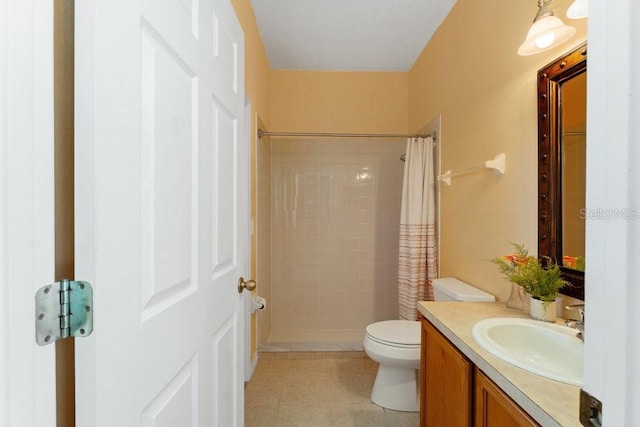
270;71;408;134
563;72;587;129
561;72;587;259
408;0;587;300
231;0;271;128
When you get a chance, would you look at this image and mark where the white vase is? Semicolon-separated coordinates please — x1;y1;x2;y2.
529;298;557;322
505;283;529;311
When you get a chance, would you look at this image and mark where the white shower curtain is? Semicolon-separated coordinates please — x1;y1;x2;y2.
398;136;438;321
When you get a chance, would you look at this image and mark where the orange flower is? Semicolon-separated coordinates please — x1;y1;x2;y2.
563;256;577;269
502;254;528;265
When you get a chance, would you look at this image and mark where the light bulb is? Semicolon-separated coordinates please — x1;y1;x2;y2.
518;14;575;56
535;33;555;49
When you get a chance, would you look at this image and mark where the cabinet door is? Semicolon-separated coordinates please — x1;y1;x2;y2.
422;319;473;426
474;369;539;427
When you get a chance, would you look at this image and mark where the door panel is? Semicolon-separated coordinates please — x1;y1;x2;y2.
212;100;237;271
139;21;198;319
75;0;246;425
211;318;237;426
141;358;198;426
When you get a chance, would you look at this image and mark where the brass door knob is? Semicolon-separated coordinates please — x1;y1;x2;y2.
237;277;257;293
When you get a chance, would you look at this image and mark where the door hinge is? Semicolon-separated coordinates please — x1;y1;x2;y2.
35;279;94;346
580;388;603;426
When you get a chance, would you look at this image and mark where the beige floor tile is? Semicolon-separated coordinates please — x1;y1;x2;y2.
244;376;281;408
252;359;285;376
288;358;331;372
332;373;376;405
258;350;368;360
271;370;329;387
244;405;278;427
280;376;334;405
252;359;310;377
249;369;283;381
246;351;416;427
285;351;328;360
332;403;387;427
324;351;367;360
327;358;379;376
383;408;420;427
258;352;288;360
254;358;330;375
276;405;333;427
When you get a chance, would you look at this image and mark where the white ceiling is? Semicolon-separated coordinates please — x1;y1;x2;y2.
250;0;458;72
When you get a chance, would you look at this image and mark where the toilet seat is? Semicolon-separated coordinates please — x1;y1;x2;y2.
365;334;420;349
365;320;420;348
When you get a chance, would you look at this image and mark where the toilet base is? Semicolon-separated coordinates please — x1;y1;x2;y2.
370;365;419;412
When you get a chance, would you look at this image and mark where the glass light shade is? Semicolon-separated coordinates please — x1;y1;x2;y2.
517;15;576;56
567;0;588;19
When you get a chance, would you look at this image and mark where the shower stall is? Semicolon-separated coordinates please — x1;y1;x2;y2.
256;136;408;350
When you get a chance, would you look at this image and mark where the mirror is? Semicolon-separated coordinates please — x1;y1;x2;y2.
538;43;587;301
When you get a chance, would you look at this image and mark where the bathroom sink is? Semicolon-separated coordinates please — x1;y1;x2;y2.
472;317;583;386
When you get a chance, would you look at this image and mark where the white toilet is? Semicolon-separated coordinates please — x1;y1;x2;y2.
363;277;495;412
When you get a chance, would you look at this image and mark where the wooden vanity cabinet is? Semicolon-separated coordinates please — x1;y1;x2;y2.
421;318;473;426
475;369;539;426
420;316;539;427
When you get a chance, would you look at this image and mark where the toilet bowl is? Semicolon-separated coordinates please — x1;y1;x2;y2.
363;320;421;411
363;277;495;412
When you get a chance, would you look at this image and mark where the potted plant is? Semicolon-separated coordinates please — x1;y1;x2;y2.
492;243;568;322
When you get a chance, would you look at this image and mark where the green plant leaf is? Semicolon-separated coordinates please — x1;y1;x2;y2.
491;243;568;300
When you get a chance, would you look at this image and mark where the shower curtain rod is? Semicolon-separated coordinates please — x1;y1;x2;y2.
257;130;436;140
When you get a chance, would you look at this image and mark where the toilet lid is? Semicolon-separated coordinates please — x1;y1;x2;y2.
366;320;421;346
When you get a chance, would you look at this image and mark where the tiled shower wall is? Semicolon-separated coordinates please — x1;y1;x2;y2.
268;139;406;343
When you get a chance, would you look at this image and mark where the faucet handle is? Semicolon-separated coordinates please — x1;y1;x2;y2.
565;303;585;321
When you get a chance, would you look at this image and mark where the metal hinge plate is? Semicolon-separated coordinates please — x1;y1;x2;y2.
580;388;603;426
35;279;93;346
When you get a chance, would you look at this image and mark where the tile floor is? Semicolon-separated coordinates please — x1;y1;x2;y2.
245;351;419;427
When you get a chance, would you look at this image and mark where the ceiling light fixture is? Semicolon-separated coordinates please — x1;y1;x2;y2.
566;0;588;19
518;0;576;56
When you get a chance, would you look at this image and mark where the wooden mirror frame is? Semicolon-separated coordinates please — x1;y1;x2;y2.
538;43;587;301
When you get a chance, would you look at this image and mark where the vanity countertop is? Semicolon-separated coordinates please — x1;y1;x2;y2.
418;301;581;427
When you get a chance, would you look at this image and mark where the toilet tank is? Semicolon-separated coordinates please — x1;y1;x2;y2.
432;277;495;302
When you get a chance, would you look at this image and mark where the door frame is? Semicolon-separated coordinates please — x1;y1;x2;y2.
584;0;640;424
0;0;57;425
244;98;259;382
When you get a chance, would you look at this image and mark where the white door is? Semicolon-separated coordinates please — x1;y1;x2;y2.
0;0;57;425
74;0;248;425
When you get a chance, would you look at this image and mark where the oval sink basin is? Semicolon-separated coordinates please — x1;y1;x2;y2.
472;317;583;386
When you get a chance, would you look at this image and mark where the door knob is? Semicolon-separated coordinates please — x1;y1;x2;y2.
237;277;256;293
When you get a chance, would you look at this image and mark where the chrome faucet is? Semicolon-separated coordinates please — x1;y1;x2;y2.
565;303;585;341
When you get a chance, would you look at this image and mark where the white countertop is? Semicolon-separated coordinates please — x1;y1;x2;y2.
418;301;581;427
